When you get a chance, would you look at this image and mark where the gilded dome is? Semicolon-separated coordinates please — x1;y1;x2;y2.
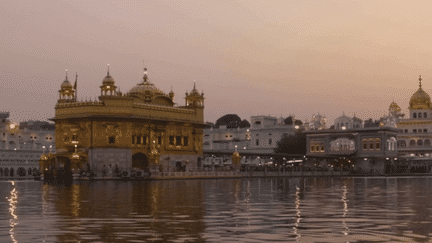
409;76;431;110
128;68;167;96
61;75;72;89
102;73;115;85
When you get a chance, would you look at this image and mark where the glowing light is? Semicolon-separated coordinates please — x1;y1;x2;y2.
342;126;346;130
295;125;299;129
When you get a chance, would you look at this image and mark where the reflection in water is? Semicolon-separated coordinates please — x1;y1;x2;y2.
1;178;432;242
341;182;349;236
294;186;301;241
8;181;18;243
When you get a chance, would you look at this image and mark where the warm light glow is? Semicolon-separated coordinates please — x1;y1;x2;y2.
342;126;346;130
295;125;299;129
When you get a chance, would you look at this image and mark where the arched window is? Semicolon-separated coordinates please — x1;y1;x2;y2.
425;139;431;146
369;143;374;150
136;135;141;145
413;113;417;118
376;142;380;150
409;140;416;147
419;113;422;118
363;143;367;150
4;168;9;177
108;136;115;144
417;140;423;146
424;112;428;118
310;145;315;152
320;145;325;152
316;145;320;151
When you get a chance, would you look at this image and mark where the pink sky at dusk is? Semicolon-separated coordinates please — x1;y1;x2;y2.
1;0;432;125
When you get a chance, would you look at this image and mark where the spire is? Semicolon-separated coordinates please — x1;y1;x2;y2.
74;72;77;90
419;75;422;88
65;69;68;80
143;67;148;82
107;64;110;76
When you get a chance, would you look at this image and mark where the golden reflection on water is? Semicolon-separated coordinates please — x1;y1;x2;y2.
294;186;301;241
71;184;80;217
342;182;349;237
8;181;18;243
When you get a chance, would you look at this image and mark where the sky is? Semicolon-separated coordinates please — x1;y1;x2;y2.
1;0;432;125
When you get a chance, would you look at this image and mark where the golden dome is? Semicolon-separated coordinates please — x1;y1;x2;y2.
102;72;115;85
189;83;200;95
128;68;167;96
409;76;431;110
61;76;72;89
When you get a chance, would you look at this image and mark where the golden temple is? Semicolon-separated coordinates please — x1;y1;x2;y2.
45;67;205;176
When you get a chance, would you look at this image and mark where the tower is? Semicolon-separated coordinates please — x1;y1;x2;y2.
58;70;75;103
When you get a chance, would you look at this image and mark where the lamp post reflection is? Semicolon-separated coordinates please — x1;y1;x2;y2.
8;181;18;243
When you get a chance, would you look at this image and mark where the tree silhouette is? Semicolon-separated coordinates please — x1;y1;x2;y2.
215;114;250;128
274;132;306;155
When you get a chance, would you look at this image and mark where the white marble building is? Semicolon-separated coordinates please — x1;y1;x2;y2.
0;112;56;178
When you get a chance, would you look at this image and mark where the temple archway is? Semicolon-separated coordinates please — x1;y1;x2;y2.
132;153;148;171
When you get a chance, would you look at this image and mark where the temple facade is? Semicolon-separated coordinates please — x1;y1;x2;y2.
49;67;204;175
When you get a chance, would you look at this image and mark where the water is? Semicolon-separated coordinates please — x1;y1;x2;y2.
1;177;432;242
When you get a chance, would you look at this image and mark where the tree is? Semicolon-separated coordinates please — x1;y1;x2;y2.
364;118;380;128
294;120;303;126
215;114;249;128
240;119;251;128
284;116;294;125
274;131;307;155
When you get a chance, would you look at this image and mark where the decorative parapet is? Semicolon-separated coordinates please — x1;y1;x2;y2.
133;103;195;114
55;101;104;109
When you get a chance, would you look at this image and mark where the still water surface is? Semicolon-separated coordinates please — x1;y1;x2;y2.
1;177;432;242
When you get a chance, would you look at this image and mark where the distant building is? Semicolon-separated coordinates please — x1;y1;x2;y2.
204;115;299;158
0;112;56;178
306;126;399;174
304;113;327;130
396;76;432;158
333;112;363;130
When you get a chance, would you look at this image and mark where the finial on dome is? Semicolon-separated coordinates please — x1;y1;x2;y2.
193;80;196;90
143;67;148;82
419;75;422;88
65;69;68;80
107;64;110;75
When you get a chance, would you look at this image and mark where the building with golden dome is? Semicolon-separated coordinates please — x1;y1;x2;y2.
48;67;204;176
395;76;432;158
